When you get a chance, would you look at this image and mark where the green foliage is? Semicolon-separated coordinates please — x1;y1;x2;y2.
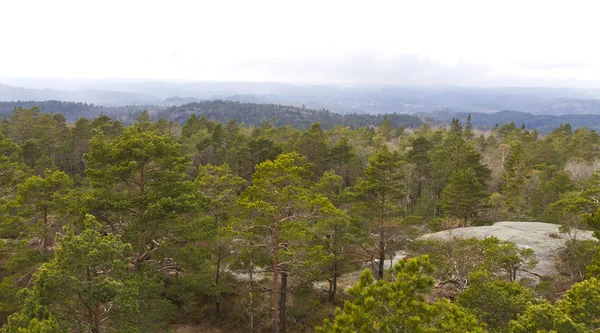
501;141;529;218
239;152;338;332
158;100;422;129
3;105;600;332
11;170;73;245
406;136;432;201
85;125;200;270
317;256;487;333
440;168;488;221
509;303;589;333
4;215;144;332
457;271;536;331
556;278;600;331
297;123;329;178
556;240;599;281
312;171;360;301
409;237;492;285
378;115;394;140
353;145;406;279
483;241;538;282
430;119;491;197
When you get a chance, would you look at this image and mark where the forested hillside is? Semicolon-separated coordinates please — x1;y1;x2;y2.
0;101;160;123
159;100;423;129
1;107;600;332
0;100;423;129
429;110;600;133
8;99;600;133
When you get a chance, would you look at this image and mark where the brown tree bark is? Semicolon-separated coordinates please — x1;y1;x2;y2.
279;266;288;333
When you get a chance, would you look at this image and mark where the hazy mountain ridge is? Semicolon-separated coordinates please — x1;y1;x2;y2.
158;100;422;129
3;79;600;115
424;110;600;132
3;99;600;132
0;83;160;105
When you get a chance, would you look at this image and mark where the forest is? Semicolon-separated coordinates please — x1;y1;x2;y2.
0;101;423;130
9;100;600;133
1;106;600;333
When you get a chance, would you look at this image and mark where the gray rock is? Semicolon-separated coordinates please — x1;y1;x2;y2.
419;221;596;276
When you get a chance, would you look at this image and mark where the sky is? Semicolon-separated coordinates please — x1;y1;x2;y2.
2;0;600;87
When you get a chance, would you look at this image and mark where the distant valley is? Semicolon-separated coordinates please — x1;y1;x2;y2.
3;79;600;132
3;79;600;115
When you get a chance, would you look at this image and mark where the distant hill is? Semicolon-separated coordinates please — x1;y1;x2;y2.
5;99;600;133
0;100;157;123
536;98;600;115
155;100;423;129
5;78;600;115
0;99;422;129
162;96;205;105
0;83;160;105
426;110;600;132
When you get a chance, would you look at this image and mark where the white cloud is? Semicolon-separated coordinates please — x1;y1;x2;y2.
1;0;600;86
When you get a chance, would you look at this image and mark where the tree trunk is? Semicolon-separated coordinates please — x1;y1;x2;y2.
42;208;50;252
272;227;280;333
329;261;338;302
378;192;386;280
417;171;423;199
279;267;288;333
215;253;222;321
378;228;385;279
91;304;101;333
249;246;255;333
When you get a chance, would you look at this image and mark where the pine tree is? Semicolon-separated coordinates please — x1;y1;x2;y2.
501;141;528;218
457;270;536;330
317;256;486;333
353;145;405;279
298;123;330;179
440;168;488;222
430;119;491;197
378;115;394;140
328;137;358;186
509;303;589;333
464;113;474;140
85;125;200;271
312;171;358;302
239;152;337;333
407;136;432;200
557;277;600;331
4;215;143;332
196;163;246;317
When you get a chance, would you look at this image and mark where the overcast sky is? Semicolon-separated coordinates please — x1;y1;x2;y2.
2;0;600;87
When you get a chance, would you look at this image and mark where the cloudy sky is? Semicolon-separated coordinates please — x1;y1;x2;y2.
2;0;599;87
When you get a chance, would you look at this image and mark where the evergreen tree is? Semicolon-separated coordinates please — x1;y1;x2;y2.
195;163;246;318
464;113;474;140
239;152;337;333
457;271;536;331
85;125;200;270
297;123;329;179
557;278;600;331
317;256;486;333
509;303;589;333
406;136;432;200
312;171;358;302
483;241;538;282
328;137;359;186
430;119;491;197
378;115;394;140
353;145;405;279
4;215;151;333
440;168;488;222
501;141;528;218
